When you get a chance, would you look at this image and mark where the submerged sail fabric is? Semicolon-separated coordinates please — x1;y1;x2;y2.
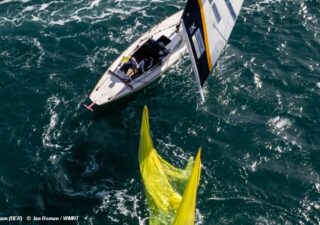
181;0;244;91
138;106;201;225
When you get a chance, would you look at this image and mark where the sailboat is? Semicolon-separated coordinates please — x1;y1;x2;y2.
85;0;244;111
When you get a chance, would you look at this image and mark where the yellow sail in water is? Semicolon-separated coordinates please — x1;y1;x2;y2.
172;149;201;225
138;106;202;225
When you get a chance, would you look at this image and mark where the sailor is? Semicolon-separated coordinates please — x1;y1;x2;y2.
149;41;169;62
137;57;152;75
148;39;165;50
122;57;137;73
158;48;170;60
122;57;139;78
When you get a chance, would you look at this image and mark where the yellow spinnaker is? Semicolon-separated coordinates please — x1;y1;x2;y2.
138;106;202;225
172;149;202;225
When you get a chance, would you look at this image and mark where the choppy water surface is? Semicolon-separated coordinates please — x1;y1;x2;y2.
0;0;319;224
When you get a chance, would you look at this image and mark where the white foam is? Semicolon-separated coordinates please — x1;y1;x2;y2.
254;73;262;89
49;154;59;164
71;15;81;22
50;19;66;26
94;188;147;225
73;0;102;16
90;0;100;8
230;109;237;115
49;16;81;26
195;208;204;225
243;0;284;13
276;91;283;107
275;146;283;153
300;195;320;224
32;38;44;68
90;11;113;24
317;82;320;88
251;161;257;172
39;3;49;11
22;5;34;12
268;116;291;131
42;96;62;149
106;8;131;16
0;0;30;5
31;15;40;22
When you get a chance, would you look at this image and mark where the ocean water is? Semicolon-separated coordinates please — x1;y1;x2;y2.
0;0;319;224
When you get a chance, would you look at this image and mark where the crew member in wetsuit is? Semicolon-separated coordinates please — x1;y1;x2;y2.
147;40;169;64
122;57;138;74
137;56;152;75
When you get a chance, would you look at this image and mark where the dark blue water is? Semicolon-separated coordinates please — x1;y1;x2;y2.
0;0;319;224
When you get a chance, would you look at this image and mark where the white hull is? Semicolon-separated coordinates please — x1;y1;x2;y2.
89;11;187;106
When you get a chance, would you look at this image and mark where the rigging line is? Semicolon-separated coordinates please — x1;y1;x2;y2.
153;23;182;37
195;95;205;152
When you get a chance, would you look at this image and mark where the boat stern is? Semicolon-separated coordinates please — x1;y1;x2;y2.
89;71;129;106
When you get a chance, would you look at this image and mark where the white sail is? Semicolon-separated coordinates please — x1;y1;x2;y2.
181;0;244;100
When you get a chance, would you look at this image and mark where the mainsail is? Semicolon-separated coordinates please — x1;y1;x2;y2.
181;0;244;100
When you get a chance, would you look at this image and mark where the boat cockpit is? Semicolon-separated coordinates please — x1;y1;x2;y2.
115;35;171;81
